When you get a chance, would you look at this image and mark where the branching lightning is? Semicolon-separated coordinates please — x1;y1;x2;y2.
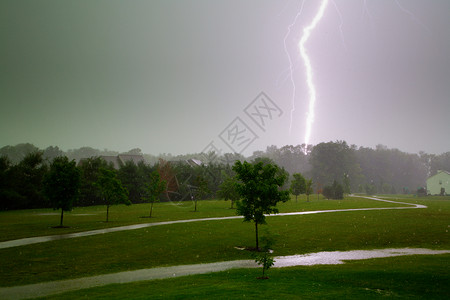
284;0;306;135
284;0;425;155
394;0;429;33
299;0;329;153
331;0;347;51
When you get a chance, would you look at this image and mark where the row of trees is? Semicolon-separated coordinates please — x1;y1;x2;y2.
1;142;449;212
0;153;163;213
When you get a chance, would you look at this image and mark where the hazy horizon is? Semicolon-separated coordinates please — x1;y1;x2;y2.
1;1;449;156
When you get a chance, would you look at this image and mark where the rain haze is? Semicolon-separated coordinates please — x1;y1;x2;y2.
1;0;449;155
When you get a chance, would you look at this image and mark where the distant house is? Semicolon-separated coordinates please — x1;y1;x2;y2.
426;170;450;195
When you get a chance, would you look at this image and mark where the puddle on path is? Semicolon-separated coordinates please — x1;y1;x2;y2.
273;248;450;267
0;248;448;300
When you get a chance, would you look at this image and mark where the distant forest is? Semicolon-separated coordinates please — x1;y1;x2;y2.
0;142;449;210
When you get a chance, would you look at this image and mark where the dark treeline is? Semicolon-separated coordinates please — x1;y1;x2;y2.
1;142;449;210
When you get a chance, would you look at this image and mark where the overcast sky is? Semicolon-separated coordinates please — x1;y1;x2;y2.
1;0;449;156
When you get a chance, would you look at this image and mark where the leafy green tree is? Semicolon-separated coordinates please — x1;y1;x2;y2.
290;173;306;202
217;173;240;209
233;161;289;250
0;156;20;210
118;160;144;203
305;178;313;202
310;141;362;192
193;175;209;212
96;168;130;222
43;157;81;227
78;157;110;206
13;151;48;209
254;234;275;279
142;170;166;217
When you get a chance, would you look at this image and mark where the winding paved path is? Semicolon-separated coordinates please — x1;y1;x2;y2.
0;196;442;300
0;248;448;300
0;196;425;250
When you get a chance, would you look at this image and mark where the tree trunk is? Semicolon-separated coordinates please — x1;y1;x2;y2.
60;209;64;227
194;199;197;212
295;195;298;203
255;221;259;251
106;204;109;222
149;202;154;218
231;200;234;209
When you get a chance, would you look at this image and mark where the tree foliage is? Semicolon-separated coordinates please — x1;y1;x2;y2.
43;156;81;227
78;157;110;206
310;141;361;190
95;168;130;222
217;172;240;208
142;170;166;217
117;160;144;203
233;161;289;250
290;173;306;202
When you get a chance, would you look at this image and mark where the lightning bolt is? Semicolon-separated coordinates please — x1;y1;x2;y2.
299;0;329;154
285;0;423;155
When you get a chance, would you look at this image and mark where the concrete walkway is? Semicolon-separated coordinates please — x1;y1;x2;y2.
0;248;448;300
0;196;425;249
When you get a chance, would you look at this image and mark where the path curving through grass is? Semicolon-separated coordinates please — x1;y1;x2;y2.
0;196;426;250
0;248;448;300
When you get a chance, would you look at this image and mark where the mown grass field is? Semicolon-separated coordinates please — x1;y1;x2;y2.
0;195;406;241
1;195;449;298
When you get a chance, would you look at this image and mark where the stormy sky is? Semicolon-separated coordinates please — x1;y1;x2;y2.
1;0;449;155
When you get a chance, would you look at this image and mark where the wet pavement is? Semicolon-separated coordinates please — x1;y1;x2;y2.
0;248;448;300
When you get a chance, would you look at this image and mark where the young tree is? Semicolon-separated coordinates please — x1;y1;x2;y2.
254;234;275;279
233;161;289;250
305;178;313;202
193;175;209;212
142;170;166;217
290;173;306;202
217;173;240;209
96;168;130;222
43;157;81;227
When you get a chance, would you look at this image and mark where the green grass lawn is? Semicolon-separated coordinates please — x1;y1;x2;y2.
38;254;450;299
0;195;407;242
0;195;449;290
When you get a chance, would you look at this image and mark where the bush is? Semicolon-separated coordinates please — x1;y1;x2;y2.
322;180;344;200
